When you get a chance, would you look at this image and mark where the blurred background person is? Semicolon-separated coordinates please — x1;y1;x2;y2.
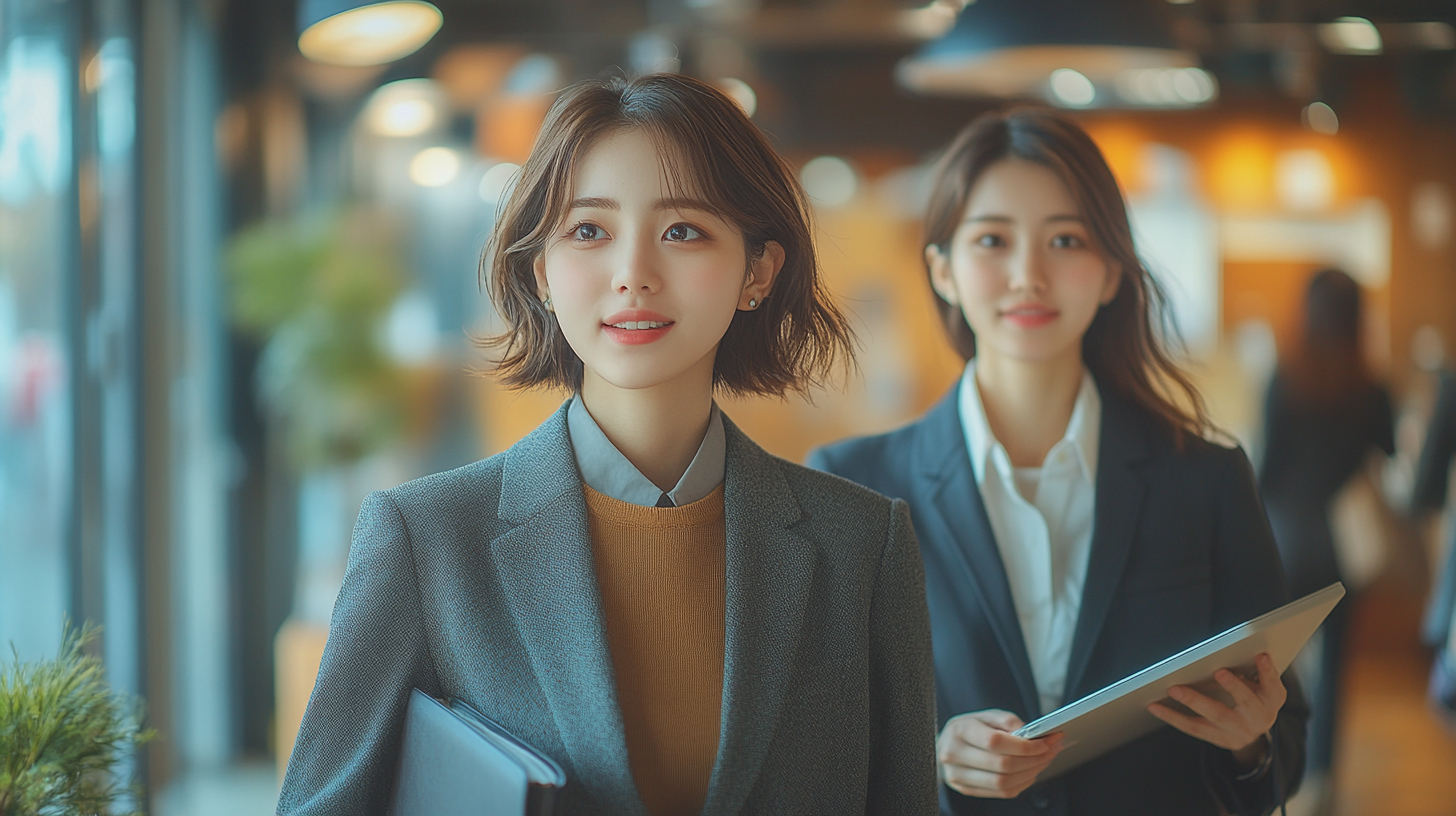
1258;268;1395;806
1412;365;1456;723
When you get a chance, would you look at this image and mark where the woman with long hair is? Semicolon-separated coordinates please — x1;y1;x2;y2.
810;108;1307;814
1259;268;1394;801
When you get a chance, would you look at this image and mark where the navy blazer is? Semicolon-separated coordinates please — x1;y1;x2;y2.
808;386;1308;816
278;404;938;815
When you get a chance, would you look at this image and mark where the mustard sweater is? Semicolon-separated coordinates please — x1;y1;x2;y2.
583;483;727;816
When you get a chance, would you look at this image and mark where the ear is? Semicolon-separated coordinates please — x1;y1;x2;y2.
925;244;959;305
1099;261;1122;306
532;253;550;301
739;240;785;311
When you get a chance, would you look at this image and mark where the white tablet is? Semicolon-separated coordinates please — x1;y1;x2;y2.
1014;582;1345;780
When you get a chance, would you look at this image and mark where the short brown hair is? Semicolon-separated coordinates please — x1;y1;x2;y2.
924;108;1210;442
481;74;855;398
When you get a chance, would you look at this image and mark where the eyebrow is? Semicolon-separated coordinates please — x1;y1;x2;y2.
568;196;719;213
962;213;1084;225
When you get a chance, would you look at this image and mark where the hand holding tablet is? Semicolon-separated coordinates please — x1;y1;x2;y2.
937;709;1066;799
1148;652;1288;768
1010;583;1344;782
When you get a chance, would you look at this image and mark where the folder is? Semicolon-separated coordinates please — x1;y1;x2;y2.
389;688;566;816
1015;582;1345;780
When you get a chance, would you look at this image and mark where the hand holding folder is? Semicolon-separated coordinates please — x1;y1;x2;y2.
389;689;565;816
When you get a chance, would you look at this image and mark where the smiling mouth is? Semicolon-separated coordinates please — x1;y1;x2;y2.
607;320;673;330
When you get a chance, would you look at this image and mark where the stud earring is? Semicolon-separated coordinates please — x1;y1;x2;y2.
748;298;758;309
543;297;553;313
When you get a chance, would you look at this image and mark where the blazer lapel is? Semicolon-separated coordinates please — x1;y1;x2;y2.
917;391;1043;719
488;404;645;815
1063;392;1151;699
701;418;817;816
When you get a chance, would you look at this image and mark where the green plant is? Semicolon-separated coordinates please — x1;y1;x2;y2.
226;207;410;468
0;625;154;816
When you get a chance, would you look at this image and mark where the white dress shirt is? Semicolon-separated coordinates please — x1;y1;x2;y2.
958;359;1100;715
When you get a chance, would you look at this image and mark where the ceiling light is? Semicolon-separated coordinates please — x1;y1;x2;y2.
363;79;445;137
298;0;443;67
898;0;1194;101
478;162;521;207
409;147;460;187
1049;68;1095;106
800;156;858;208
1317;16;1382;55
1116;66;1217;106
717;78;757;118
1302;102;1339;135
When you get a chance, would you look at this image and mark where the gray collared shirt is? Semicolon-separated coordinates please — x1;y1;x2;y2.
566;395;726;507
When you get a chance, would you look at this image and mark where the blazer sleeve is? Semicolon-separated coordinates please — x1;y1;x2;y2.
277;491;440;816
1200;447;1310;816
865;498;940;815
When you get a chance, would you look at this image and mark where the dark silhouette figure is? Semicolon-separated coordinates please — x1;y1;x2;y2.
1259;268;1394;784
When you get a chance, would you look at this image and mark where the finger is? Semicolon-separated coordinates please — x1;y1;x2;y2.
973;709;1027;733
1166;685;1241;730
1254;654;1288;707
940;741;1062;776
939;730;1063;771
943;763;1050;799
1148;701;1226;746
984;728;1060;757
949;715;1054;756
1214;667;1262;713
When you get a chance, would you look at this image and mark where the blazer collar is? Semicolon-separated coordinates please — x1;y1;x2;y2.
489;405;817;816
912;384;1159;716
913;389;1043;719
695;417;817;814
489;402;645;813
1063;389;1153;699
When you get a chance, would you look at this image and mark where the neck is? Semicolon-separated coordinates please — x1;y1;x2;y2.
974;349;1084;468
580;365;715;493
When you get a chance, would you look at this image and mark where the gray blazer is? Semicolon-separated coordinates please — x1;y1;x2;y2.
276;404;938;816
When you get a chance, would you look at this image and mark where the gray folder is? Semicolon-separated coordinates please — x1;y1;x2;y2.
1015;582;1345;780
389;688;565;816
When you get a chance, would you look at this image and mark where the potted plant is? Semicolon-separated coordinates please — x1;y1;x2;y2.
0;625;154;816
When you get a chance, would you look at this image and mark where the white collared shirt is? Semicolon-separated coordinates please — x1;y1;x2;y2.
958;359;1100;715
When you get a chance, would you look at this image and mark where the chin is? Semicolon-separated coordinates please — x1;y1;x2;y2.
585;358;699;392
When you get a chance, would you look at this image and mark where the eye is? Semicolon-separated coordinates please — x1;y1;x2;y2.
1050;233;1086;249
568;222;605;241
973;233;1006;249
664;223;704;242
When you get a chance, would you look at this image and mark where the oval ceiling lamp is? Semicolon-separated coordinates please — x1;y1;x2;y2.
298;0;444;67
897;0;1201;107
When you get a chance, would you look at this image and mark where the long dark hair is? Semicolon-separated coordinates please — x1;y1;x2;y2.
923;107;1210;444
1285;268;1369;407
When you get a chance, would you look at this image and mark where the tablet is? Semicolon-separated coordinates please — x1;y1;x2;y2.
1014;582;1345;781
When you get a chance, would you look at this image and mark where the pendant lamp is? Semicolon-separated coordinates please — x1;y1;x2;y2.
298;0;444;67
898;0;1203;106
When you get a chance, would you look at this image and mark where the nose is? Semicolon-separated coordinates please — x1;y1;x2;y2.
1006;243;1048;294
611;232;663;296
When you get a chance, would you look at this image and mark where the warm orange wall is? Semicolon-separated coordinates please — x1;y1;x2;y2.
1077;67;1456;388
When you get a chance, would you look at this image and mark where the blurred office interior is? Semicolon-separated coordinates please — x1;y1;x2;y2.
3;0;1456;813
